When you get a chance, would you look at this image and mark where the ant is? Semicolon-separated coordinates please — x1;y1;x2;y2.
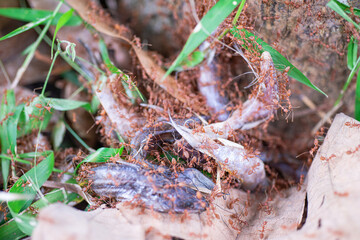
259;221;268;239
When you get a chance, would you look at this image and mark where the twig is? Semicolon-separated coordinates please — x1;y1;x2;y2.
0;59;11;85
300;95;331;124
311;101;343;135
42;180;94;205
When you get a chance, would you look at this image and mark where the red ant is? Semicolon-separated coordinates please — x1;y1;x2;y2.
346;144;360;155
259;221;268;239
320;154;336;162
334;191;349;197
345;121;360;128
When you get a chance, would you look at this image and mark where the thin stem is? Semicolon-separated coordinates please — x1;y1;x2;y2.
217;29;230;40
11;1;63;89
232;0;247;26
335;56;360;105
0;154;73;176
0;59;11;85
64;120;95;153
41;51;60;96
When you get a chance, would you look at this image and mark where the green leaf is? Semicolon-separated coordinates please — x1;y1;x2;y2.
63;121;94;153
335;56;360;105
8;152;54;213
75;147;124;171
165;0;240;77
231;28;326;96
348;36;358;70
328;0;360;16
8;152;54;234
0;184;78;239
0;90;24;189
18;97;53;137
52;9;74;57
185;51;205;68
31;188;79;209
51;120;66;150
0;8;82;26
0;219;26;240
90;95;100;114
98;39;145;103
327;0;360;30
44;97;91;111
0;16;50;41
18;151;52;159
355;69;360;121
9;213;35;235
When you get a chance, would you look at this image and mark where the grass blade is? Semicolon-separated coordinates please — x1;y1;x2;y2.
329;0;360;16
11;2;64;89
0;90;24;189
8;152;54;212
51;120;66;150
327;0;360;30
231;28;326;96
51;9;74;57
0;8;81;26
0;16;50;41
8;152;54;234
44;97;91;111
64;121;94;153
347;36;358;70
0;219;26;240
98;39;145;103
355;69;360;120
165;0;241;77
335;56;360;105
75;147;124;171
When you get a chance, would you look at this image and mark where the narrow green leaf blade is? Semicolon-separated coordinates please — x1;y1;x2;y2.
327;0;360;30
44;97;91;111
75;147;124;171
0;8;82;26
9;213;35;235
0;16;50;41
51;9;74;55
355;69;360;120
0;90;20;189
8;152;54;213
231;28;326;96
18;97;53;137
0;219;26;240
98;39;145;103
335;56;360;105
165;0;241;76
347;36;358;70
329;0;360;16
51;120;66;150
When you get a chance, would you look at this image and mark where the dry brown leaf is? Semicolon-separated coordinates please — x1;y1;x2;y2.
96;75;144;141
33;187;305;240
284;113;360;240
32;203;145;240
